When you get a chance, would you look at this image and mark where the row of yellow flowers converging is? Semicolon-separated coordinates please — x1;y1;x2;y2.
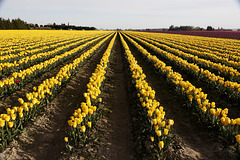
0;31;114;148
133;33;240;84
0;35;80;62
145;32;240;55
138;33;240;75
155;34;240;63
64;33;117;150
0;33;111;99
119;33;174;156
0;31;91;56
122;32;240;148
126;32;240;102
0;32;64;56
139;32;240;62
0;34;103;78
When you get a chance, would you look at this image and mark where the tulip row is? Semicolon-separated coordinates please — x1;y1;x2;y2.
0;30;91;56
121;32;240;150
0;36;80;63
138;33;240;72
0;33;63;56
0;34;104;79
0;32;114;148
64;33;117;151
157;35;240;63
119;33;174;158
139;32;240;56
0;33;111;99
125;33;240;102
133;33;240;84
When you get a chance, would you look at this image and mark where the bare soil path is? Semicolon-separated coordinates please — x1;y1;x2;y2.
123;35;236;160
100;34;135;160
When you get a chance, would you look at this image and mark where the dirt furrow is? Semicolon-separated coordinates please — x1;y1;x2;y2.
100;34;135;160
123;36;235;160
0;38;111;160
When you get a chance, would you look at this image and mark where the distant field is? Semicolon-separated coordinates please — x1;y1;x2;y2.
142;31;240;39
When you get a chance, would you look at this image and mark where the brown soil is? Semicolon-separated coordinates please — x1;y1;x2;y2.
97;35;135;160
123;35;236;160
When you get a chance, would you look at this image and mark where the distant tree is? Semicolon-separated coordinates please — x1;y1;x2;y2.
5;19;13;29
207;26;214;31
34;24;39;28
195;27;204;31
169;25;175;31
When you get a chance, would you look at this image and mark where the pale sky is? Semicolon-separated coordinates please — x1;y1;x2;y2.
0;0;240;29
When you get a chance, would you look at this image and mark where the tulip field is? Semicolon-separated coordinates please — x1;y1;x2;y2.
0;30;240;159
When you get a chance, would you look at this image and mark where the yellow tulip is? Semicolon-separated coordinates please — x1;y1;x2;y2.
72;121;77;128
0;119;5;127
161;121;166;127
156;130;161;137
159;141;164;149
68;120;73;127
168;119;174;126
8;121;14;128
236;135;240;143
202;107;207;113
236;118;240;125
18;98;24;105
5;115;10;122
88;122;92;128
152;119;157;125
11;114;16;120
164;129;169;135
231;119;236;125
64;137;68;142
81;125;86;132
150;136;154;142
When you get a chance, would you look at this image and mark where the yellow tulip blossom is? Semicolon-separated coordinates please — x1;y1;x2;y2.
236;135;240;143
150;137;154;142
18;98;24;105
159;141;164;149
81;125;86;133
64;137;68;142
164;129;169;135
88;122;92;128
0;119;5;127
8;121;14;128
156;130;162;137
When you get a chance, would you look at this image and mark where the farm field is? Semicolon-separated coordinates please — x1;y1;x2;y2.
142;31;240;40
0;30;240;160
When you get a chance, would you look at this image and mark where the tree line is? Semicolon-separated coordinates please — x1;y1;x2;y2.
0;17;96;30
168;25;232;31
0;18;30;29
